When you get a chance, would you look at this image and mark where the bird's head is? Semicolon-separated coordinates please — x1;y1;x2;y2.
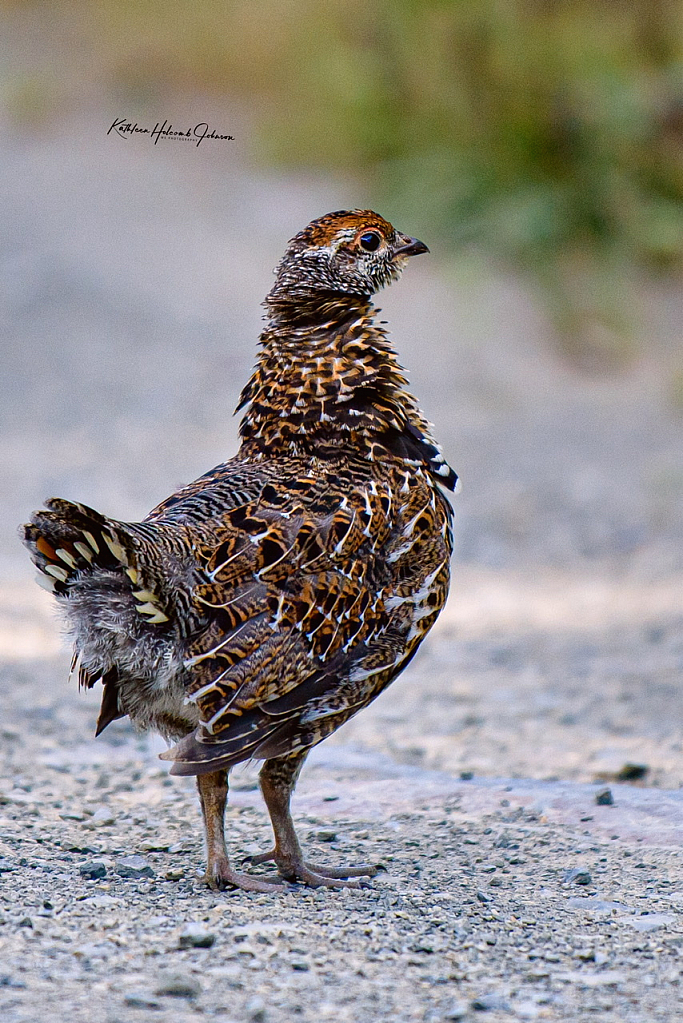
267;209;429;305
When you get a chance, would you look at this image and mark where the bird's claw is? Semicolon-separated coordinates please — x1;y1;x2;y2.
240;850;382;888
280;868;373;890
241;849;275;867
202;857;284;893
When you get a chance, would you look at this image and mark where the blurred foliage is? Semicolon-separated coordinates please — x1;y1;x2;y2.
6;0;683;363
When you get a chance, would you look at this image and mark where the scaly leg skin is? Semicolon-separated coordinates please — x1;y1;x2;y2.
196;769;282;893
249;753;380;889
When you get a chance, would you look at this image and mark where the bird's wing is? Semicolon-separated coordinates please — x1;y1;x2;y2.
162;469;397;774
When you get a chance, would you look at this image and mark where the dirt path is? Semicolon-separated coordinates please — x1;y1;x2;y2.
0;685;682;1023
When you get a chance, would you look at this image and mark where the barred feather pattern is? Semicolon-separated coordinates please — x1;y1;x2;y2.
22;209;457;776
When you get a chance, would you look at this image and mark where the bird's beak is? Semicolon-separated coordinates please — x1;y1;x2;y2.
393;236;430;258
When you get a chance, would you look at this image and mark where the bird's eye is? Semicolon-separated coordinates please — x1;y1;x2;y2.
358;232;381;252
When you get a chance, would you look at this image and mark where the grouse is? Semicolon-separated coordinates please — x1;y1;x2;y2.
23;210;458;891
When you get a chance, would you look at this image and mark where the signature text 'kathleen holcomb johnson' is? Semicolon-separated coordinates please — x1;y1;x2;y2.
108;118;235;147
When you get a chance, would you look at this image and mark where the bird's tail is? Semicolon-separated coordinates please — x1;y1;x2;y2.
23;498;141;597
23;498;173;738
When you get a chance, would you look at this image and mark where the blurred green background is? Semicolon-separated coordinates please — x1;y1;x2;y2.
4;0;683;364
2;0;683;799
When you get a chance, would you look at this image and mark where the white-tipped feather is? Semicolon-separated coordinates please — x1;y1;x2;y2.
73;541;93;564
68;649;83;685
143;610;169;624
35;572;55;593
45;563;68;582
135;602;169;623
82;530;99;553
135;602;159;615
103;534;128;565
55;548;77;569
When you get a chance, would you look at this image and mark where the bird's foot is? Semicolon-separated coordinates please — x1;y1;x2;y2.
203;854;284;893
282;863;374;889
302;862;383;879
245;848;381;888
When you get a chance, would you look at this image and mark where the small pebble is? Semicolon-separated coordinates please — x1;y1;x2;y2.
0;976;26;989
124;992;160;1009
140;839;169;852
471;993;510;1012
178;922;216;949
154;970;201;998
595;788;614;806
627;913;675;932
79;860;107;880
115;855;155;879
442;1001;468;1021
563;868;592;886
566;897;630;912
84;806;115;828
245;995;267;1022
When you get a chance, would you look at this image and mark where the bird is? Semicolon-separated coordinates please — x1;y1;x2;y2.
23;209;458;892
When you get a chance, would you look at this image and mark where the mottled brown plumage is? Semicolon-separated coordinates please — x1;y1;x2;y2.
23;210;457;891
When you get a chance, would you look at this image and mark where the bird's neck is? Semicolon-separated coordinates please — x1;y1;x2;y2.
236;292;457;491
237;293;405;450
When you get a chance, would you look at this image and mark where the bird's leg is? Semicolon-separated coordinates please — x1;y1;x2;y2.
249;753;380;888
196;769;282;893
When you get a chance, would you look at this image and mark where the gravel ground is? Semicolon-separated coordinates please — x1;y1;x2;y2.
1;98;682;1022
1;685;682;1023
